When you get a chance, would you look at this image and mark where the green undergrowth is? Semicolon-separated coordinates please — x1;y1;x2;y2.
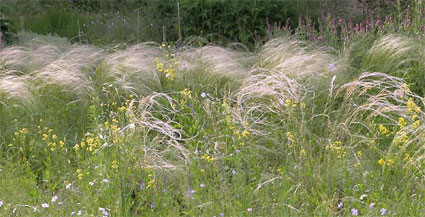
1;32;425;216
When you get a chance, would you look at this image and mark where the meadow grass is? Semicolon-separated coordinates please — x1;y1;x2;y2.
1;31;425;217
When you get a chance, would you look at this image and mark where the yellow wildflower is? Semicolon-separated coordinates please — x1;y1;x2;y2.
42;134;48;141
413;114;418;120
76;169;83;180
86;137;94;145
412;120;421;129
379;124;389;135
112;160;118;169
155;57;164;72
357;150;362;158
118;106;126;112
286;132;294;143
180;88;192;98
404;153;413;163
147;179;155;188
398;117;407;127
378;158;385;166
201;154;216;163
165;68;175;80
407;98;417;114
285;99;292;108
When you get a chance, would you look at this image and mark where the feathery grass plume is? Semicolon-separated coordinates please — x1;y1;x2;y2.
259;36;341;82
236;68;306;136
0;32;71;74
178;45;253;80
0;75;37;139
94;42;163;96
362;34;425;95
127;92;188;168
333;72;425;167
0;74;33;104
0;45;63;74
35;45;104;96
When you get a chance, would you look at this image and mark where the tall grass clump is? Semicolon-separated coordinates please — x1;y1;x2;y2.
4;16;425;216
361;34;425;95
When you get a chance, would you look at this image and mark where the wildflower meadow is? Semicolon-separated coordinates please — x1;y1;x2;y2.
2;1;425;216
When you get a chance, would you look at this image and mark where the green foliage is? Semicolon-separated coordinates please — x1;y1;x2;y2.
0;15;16;45
1;0;325;48
142;0;321;48
23;8;81;41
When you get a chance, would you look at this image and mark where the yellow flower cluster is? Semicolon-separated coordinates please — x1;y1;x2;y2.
394;131;408;147
285;99;292;108
106;119;122;145
180;88;192;99
398;117;407;128
155;45;179;81
284;98;303;109
222;99;235;130
201;154;216;162
326;141;346;158
112;160;118;169
74;133;101;153
407;98;421;114
18;128;28;134
286;132;294;143
378;158;394;166
118;106;127;113
76;169;83;180
357;150;362;158
378;124;389;135
234;129;250;140
40;130;65;151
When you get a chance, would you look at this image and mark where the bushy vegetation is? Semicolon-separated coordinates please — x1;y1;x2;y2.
0;15;16;45
0;0;358;48
2;0;425;217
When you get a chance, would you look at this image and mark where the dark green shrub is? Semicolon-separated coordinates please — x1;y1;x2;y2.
0;15;16;45
140;0;322;48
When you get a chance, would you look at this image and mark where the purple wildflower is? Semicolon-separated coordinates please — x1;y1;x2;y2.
380;208;387;216
351;208;358;216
